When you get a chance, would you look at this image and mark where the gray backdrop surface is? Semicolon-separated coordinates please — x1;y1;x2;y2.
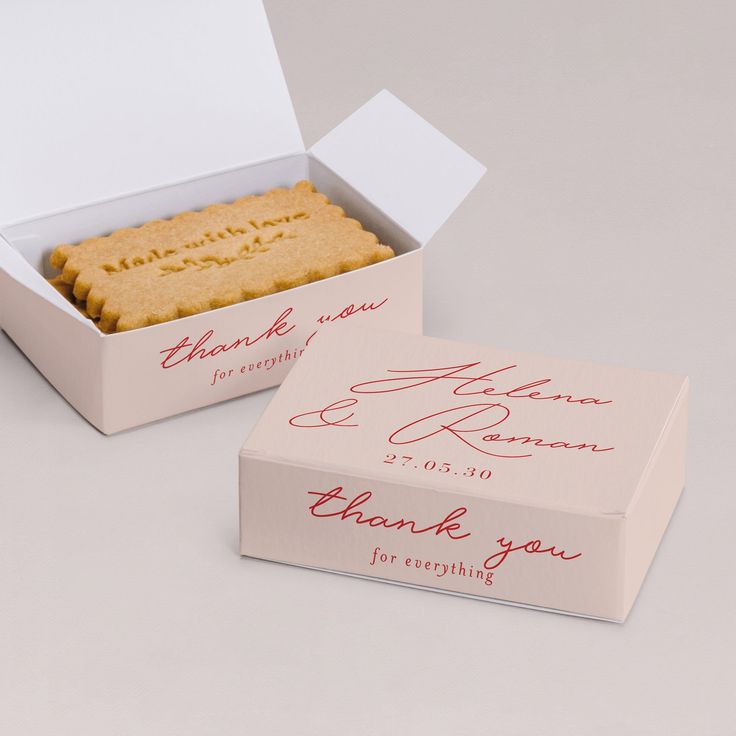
1;1;734;733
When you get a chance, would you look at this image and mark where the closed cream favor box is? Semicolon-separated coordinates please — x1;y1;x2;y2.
239;326;688;621
0;1;484;434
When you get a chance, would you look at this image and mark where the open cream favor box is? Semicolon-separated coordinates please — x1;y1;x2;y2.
240;326;689;621
0;1;485;434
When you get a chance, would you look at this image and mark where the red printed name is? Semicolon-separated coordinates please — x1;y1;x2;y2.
289;361;616;460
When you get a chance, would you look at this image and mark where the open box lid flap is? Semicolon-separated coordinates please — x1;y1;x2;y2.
0;235;95;327
0;0;303;226
310;90;486;245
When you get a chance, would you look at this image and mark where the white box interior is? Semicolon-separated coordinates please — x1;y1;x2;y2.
0;152;421;282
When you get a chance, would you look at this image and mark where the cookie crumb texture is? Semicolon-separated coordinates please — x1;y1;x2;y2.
48;181;394;333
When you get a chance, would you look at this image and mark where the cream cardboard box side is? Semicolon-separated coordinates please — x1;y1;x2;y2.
239;327;688;622
0;1;485;434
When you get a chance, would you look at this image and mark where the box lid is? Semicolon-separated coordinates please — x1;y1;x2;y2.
242;326;688;517
310;90;486;245
0;0;303;226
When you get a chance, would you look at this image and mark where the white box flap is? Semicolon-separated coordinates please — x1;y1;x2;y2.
0;236;95;329
310;90;486;244
0;0;303;226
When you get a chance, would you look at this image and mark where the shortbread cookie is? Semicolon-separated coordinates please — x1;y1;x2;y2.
48;181;394;332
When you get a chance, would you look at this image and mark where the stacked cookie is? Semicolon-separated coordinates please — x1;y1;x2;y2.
49;181;394;332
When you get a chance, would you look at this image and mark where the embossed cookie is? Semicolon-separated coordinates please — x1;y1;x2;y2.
48;181;394;332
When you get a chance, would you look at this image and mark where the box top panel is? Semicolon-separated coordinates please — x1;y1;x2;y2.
0;0;303;226
242;326;688;516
